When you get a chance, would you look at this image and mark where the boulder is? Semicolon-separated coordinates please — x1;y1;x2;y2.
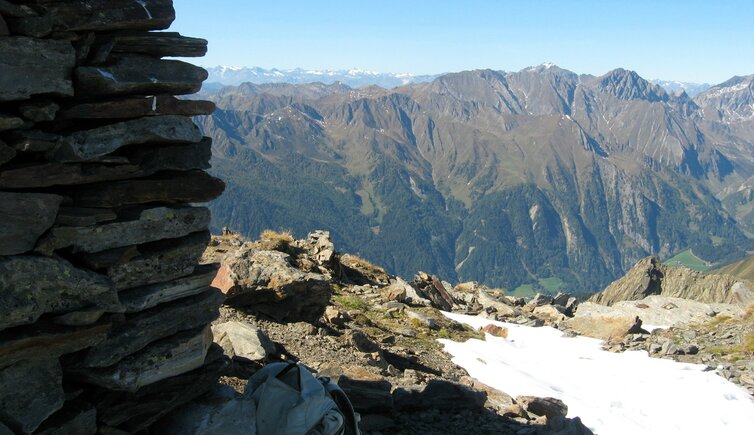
533;304;568;322
0;192;63;255
565;313;645;342
478;290;520;318
346;330;381;353
323;306;350;326
0;255;117;331
152;385;255;435
0;37;74;101
71;326;213;392
340;253;390;285
516;396;568;419
406;310;439;329
389;277;431;306
49;115;202;162
82;288;223;367
336;367;393;413
411;274;454;310
212;321;275;362
530;293;554;307
0;359;64;433
37;206;211;254
393;380;487;411
381;282;407;302
575;297;742;328
213;248;331;323
75;56;207;98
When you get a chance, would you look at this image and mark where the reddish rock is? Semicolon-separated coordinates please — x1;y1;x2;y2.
480;324;509;338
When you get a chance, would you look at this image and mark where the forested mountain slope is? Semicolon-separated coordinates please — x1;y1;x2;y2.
197;66;754;295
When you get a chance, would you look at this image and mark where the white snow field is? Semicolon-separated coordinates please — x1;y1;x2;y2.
440;312;754;435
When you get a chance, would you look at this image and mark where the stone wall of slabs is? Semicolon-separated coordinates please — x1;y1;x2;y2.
0;1;227;433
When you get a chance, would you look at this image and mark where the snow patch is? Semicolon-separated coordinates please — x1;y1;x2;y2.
439;312;754;435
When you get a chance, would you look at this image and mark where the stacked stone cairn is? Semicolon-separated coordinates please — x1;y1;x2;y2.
0;1;227;433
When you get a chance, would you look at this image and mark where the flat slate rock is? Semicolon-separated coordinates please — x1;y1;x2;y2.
0;321;110;369
83;288;223;367
119;264;219;313
34;0;174;32
60;95;215;119
0;140;15;166
109;31;207;58
35;402;97;435
75;56;207;98
67;170;225;207
37;206;210;254
72;326;212;392
0;37;74;101
0;359;64;433
0;191;62;255
0;113;24;131
93;346;228;432
0;138;212;188
18;100;60;122
0;0;37;18
55;207;118;227
49;115;202;162
0;255;117;331
152;385;255;435
106;231;210;290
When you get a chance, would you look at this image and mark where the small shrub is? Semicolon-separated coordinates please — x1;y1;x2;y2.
437;328;450;338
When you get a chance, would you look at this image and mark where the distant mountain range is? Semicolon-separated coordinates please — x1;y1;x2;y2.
205;66;438;89
197;65;754;295
648;79;710;97
206;65;714;97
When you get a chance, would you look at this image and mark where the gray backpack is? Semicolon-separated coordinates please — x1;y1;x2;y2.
245;362;361;435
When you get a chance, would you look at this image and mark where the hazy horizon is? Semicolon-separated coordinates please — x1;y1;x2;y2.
172;0;754;84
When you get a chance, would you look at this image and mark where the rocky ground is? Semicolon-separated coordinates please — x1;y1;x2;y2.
607;303;754;395
195;230;594;435
167;229;753;434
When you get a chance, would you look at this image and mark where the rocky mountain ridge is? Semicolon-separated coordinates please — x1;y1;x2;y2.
198;65;754;294
590;256;754;306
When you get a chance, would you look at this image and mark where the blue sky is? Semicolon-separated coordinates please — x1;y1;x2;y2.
172;0;754;84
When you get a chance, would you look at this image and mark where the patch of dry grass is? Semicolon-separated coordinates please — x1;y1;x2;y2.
258;229;294;251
